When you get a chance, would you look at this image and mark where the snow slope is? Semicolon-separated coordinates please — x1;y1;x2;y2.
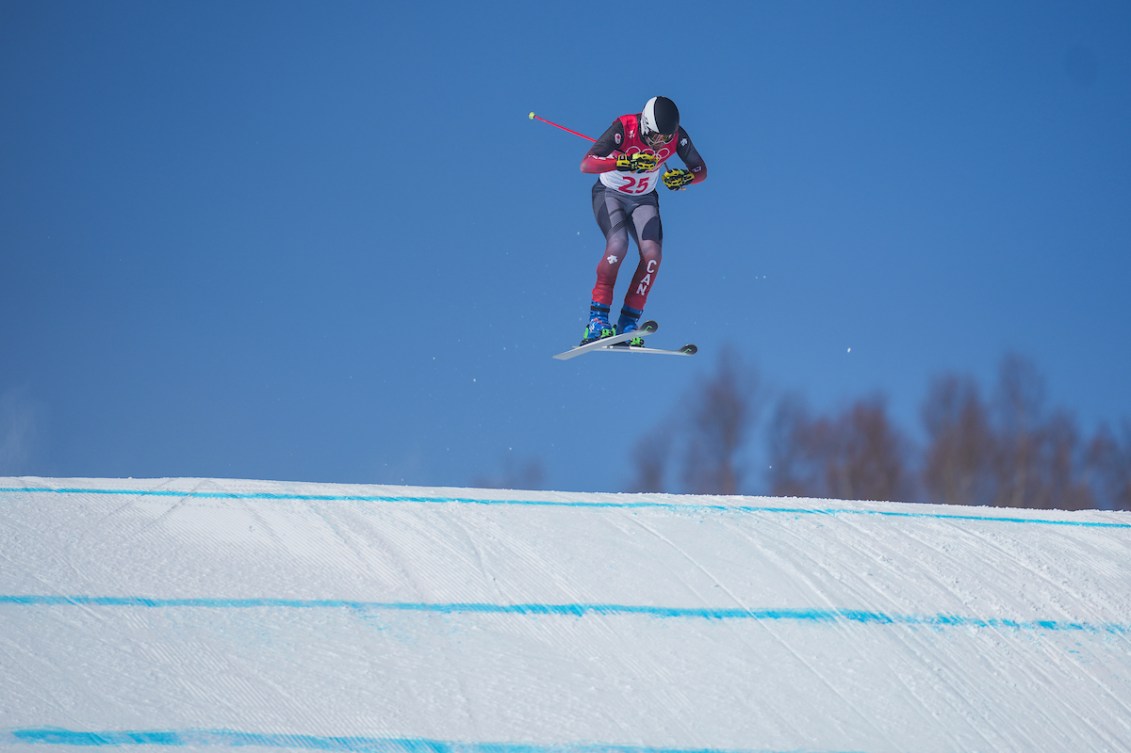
1;477;1129;753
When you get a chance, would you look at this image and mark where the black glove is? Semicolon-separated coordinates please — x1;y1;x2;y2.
662;168;694;190
615;152;658;173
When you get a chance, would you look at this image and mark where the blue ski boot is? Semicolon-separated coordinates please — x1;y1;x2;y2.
616;306;646;347
580;302;615;345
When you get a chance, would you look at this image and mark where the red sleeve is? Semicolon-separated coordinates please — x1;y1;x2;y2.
581;154;618;174
579;119;625;174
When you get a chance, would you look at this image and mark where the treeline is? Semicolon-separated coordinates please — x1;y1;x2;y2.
631;350;1130;511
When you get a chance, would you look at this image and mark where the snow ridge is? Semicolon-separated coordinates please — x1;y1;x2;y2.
2;478;1129;753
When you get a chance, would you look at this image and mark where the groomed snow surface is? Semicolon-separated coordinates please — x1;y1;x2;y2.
2;478;1129;753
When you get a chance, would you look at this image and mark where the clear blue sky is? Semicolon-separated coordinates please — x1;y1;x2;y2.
2;1;1129;493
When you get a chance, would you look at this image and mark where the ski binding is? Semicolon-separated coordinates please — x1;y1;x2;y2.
552;321;697;360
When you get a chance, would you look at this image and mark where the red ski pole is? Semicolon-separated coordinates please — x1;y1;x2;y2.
528;111;596;143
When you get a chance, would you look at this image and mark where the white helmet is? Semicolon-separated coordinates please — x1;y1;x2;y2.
641;96;679;146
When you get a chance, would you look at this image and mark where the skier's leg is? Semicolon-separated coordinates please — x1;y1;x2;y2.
580;184;635;342
622;201;663;318
590;183;631;308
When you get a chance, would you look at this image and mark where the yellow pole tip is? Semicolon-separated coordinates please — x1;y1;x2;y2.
528;112;535;120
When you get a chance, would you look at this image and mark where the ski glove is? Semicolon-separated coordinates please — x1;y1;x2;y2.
616;152;658;173
662;168;695;190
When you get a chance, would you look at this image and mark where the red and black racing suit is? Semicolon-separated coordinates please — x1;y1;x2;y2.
579;113;707;313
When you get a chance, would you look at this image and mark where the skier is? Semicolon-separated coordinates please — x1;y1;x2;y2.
578;96;707;345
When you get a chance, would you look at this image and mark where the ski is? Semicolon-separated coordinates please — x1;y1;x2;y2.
596;342;698;357
552;320;659;360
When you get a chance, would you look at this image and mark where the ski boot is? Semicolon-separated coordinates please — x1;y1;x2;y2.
580;302;615;345
616;306;646;347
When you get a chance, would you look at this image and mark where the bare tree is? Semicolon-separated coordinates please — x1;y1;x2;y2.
680;349;762;495
829;398;913;502
1035;410;1095;510
1085;421;1131;511
919;354;1102;510
628;419;675;492
991;354;1047;508
630;349;763;495
634;346;1126;510
767;395;822;497
921;375;995;505
769;395;911;502
984;354;1099;509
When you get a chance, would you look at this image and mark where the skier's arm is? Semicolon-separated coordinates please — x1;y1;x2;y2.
580;120;625;174
674;127;707;185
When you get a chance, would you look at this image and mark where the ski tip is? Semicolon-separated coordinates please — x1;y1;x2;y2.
681;344;699;355
641;320;659;334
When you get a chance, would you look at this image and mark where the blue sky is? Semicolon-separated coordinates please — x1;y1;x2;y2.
2;1;1129;493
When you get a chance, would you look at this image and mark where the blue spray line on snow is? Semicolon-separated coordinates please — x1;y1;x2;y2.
3;729;861;753
2;485;1128;528
2;594;1127;635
